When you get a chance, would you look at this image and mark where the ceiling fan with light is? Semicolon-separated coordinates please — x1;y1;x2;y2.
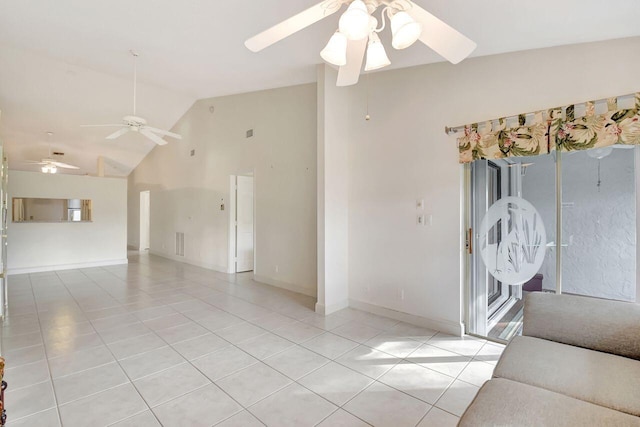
25;132;80;174
81;51;182;146
245;0;476;86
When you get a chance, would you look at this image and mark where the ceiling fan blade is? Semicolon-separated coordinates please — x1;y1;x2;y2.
105;128;130;140
405;2;476;64
80;124;124;128
336;37;368;87
140;129;168;146
51;161;79;169
245;0;343;52
24;160;47;165
143;126;182;140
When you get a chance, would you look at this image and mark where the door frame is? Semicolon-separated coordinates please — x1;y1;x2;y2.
468;159;523;336
227;173;256;274
139;190;150;251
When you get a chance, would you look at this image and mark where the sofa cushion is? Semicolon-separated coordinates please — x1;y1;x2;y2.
523;292;640;360
494;335;640;417
459;378;640;427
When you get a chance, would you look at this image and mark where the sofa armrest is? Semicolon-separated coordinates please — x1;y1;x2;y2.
523;292;640;360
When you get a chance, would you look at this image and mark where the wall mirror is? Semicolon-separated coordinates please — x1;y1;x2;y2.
12;198;92;222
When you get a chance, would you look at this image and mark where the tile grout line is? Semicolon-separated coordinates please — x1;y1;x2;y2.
28;271;64;427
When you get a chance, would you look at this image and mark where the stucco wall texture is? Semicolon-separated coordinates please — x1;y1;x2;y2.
522;149;636;302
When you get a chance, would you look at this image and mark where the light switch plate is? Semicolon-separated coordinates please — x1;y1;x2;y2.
417;215;425;225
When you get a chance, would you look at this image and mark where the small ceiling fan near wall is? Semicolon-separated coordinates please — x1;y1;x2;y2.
24;132;80;174
81;51;182;146
245;0;476;86
585;144;634;160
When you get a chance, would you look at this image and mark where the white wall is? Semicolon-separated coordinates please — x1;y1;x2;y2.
128;84;317;296
318;36;640;335
8;171;127;273
523;149;636;301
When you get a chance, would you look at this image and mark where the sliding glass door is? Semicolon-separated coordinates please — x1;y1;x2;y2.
467;145;637;341
469;155;555;340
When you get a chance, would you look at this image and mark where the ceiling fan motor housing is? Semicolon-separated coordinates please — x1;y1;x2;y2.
123;115;147;126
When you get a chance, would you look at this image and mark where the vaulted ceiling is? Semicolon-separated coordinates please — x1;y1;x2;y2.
1;0;639;176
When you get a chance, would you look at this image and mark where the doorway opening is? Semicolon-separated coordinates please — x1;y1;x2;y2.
228;175;254;273
139;190;150;251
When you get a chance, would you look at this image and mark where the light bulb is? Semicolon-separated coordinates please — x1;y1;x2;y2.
364;33;391;71
41;166;48;173
390;11;422;50
50;166;57;174
320;31;348;66
338;0;371;41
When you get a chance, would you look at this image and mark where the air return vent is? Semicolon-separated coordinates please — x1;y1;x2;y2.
175;232;185;257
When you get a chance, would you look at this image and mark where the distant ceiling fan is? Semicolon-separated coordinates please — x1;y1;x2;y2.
245;0;476;86
25;132;80;174
586;144;634;160
81;51;182;146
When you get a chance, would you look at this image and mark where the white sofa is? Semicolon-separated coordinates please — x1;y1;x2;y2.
459;292;640;426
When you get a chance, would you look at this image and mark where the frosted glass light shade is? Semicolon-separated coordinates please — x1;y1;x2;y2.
50;166;57;174
320;31;348;66
364;33;390;71
391;11;422;50
339;0;371;40
41;166;47;173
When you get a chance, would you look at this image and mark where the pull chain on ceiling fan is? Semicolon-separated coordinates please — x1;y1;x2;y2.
245;0;477;86
81;51;182;145
585;144;634;189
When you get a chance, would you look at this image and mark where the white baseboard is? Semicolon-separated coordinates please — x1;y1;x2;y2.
148;250;228;273
253;274;316;298
315;299;349;316
348;298;464;336
8;258;129;275
147;251;315;298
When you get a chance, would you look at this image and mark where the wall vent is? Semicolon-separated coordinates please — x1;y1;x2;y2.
175;232;185;257
246;129;254;138
52;151;65;156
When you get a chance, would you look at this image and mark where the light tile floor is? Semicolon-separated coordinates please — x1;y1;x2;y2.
2;254;504;427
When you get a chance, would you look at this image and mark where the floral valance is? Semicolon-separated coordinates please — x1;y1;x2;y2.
457;93;640;163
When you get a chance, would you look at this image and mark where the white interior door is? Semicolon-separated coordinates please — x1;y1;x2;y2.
139;191;150;251
236;176;254;272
